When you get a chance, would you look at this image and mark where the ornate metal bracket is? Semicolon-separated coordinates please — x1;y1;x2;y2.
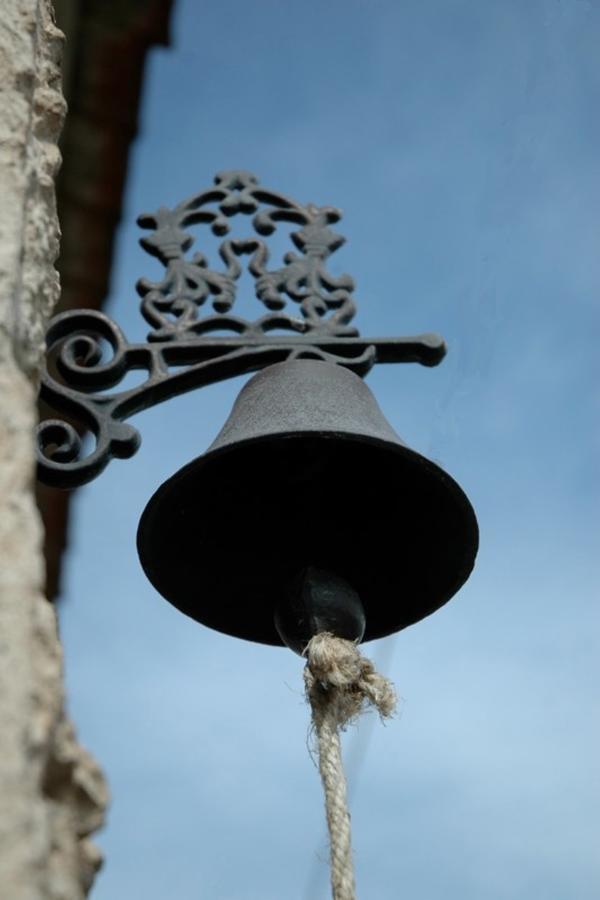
37;171;446;488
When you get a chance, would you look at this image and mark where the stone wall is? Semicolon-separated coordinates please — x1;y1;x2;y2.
0;2;107;897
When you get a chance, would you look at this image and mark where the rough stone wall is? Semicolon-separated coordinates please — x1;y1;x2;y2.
0;2;107;897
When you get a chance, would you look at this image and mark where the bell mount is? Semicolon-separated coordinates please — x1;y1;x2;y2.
37;170;447;489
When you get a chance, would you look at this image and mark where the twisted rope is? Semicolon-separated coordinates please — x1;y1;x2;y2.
304;633;397;900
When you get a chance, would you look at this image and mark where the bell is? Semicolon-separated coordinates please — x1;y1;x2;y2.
137;360;478;648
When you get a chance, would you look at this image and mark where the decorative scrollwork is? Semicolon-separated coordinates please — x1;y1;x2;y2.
136;170;358;342
37;172;446;488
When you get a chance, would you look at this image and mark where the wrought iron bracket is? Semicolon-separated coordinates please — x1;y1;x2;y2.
37;171;446;488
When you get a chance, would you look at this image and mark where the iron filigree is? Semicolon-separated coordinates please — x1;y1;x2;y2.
37;171;446;488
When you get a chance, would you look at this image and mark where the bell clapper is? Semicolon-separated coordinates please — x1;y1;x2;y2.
274;566;366;655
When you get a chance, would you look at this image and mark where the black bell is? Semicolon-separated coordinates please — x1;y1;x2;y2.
137;360;478;648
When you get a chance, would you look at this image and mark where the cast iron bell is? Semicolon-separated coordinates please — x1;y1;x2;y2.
137;359;478;648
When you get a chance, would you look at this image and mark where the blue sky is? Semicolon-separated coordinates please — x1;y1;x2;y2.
59;2;599;898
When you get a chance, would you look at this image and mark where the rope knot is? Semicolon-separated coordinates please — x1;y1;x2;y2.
304;632;396;728
305;632;363;688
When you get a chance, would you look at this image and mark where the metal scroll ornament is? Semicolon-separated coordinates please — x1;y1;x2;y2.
37;171;446;488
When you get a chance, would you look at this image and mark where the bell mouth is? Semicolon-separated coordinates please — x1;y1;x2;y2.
137;430;478;646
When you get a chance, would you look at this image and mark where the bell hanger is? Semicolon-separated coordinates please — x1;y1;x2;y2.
36;171;478;647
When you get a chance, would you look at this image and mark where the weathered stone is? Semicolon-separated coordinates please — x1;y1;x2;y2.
0;2;107;897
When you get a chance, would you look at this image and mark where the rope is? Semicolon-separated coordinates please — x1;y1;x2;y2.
304;633;397;900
